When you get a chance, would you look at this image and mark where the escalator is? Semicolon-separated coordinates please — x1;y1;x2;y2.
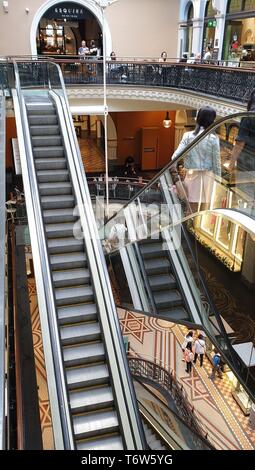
27;96;116;449
139;238;189;321
12;61;145;450
103;109;255;404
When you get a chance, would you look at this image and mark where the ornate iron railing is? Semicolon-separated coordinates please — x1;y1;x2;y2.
0;58;255;104
128;356;215;447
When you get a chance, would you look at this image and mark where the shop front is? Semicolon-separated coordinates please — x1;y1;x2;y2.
184;2;194;55
223;0;255;65
202;0;217;55
36;1;102;56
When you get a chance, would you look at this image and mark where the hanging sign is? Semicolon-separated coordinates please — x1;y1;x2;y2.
44;2;87;20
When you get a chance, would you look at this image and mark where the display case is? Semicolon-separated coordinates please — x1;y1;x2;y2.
231;377;252;415
192;175;249;272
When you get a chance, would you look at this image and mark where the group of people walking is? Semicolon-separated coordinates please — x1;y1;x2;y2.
182;330;223;380
182;331;206;373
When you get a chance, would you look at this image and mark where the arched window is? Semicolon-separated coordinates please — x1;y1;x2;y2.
244;0;255;11
184;2;194;55
187;3;194;21
227;0;242;13
205;0;215;17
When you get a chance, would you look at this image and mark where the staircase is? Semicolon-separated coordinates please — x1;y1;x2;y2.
26;95;124;450
139;238;189;321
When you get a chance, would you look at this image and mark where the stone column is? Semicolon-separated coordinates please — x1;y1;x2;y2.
192;18;204;56
214;14;226;59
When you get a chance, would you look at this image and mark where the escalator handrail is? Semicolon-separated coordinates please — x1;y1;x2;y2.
105;110;255;226
0;88;6;449
48;61;146;449
133;242;158;315
12;62;74;449
159;173;246;370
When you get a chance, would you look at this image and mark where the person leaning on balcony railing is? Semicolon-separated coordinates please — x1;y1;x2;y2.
229;88;255;201
202;45;212;64
171;106;221;213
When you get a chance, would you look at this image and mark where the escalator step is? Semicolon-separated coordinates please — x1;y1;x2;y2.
57;303;97;325
144;258;170;274
43;208;77;224
53;268;90;287
55;285;93;306
66;363;109;389
37;170;69;183
46;222;75;238
76;435;123;451
73;410;119;440
70;386;114;413
33;146;64;158
48;237;84;254
28;115;58;125
157;307;189;320
35;158;66;171
50;252;86;270
30;125;60;136
63;341;105;366
149;274;176;291
26;103;55;115
39;182;72;196
32;135;62;147
41;195;75;209
154;290;182;308
60;322;101;345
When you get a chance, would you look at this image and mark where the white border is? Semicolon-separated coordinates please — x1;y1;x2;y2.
30;0;112;56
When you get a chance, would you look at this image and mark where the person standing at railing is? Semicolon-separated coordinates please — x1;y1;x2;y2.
171;106;221;214
78;40;90;57
159;51;167;62
202;46;212;64
78;40;90;78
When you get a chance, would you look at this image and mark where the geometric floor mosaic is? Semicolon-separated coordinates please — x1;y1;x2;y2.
118;308;255;450
28;279;54;450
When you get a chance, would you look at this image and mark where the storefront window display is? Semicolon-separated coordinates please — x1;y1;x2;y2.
184;3;194;56
202;1;217;54
223;1;255;63
228;372;252;415
36;1;102;56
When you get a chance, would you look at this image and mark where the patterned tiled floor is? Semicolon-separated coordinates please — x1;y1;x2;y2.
28;279;54;450
118;308;255;450
27;273;255;450
79;136;105;173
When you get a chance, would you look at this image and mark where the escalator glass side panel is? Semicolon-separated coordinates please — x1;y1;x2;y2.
103;113;255;402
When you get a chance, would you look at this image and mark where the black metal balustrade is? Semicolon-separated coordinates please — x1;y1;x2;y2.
128;356;215;448
0;58;255;104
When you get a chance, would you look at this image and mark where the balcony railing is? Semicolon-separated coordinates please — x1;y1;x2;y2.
128;356;215;449
0;57;255;104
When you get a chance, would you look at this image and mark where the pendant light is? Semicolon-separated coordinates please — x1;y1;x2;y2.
163;111;172;128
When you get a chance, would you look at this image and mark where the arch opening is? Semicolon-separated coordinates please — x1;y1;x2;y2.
30;0;112;56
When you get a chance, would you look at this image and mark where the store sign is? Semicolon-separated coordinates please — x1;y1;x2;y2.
208;19;217;28
44;2;86;20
